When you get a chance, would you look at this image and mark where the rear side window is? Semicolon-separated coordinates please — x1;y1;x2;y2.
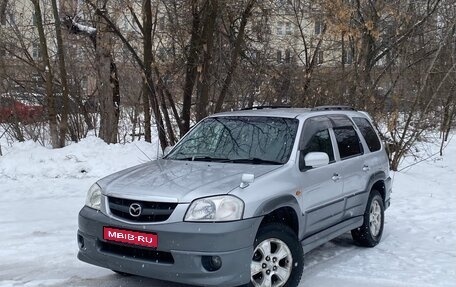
353;117;381;152
333;126;363;159
302;129;335;162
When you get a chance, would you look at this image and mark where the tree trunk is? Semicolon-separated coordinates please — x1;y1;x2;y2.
142;0;153;143
143;0;167;150
50;0;68;147
96;1;118;144
153;63;182;133
157;84;176;145
111;61;120;137
0;0;8;24
195;0;217;122
181;0;201;136
31;0;59;148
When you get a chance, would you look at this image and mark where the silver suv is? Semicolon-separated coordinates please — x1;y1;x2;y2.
78;106;392;287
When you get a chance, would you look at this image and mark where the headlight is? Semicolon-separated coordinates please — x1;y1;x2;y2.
85;183;102;210
185;195;244;222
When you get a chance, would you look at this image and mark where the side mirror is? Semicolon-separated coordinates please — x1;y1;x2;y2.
240;173;255;189
303;152;329;168
163;146;174;156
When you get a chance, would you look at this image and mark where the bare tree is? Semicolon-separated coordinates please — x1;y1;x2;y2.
0;0;7;24
143;0;168;149
181;0;202;136
50;0;69;147
195;0;217;121
214;0;256;113
31;0;60;148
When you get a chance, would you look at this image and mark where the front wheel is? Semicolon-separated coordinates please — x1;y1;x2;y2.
351;190;385;247
249;224;303;287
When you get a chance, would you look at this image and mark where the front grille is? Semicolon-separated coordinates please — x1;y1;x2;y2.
100;241;174;264
108;196;177;222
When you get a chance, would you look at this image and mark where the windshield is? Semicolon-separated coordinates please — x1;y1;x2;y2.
166;116;299;164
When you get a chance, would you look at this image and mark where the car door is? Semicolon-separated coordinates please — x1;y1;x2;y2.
346;116;386;217
298;116;345;236
328;115;368;220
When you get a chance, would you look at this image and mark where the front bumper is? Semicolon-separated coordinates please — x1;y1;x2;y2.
77;206;262;286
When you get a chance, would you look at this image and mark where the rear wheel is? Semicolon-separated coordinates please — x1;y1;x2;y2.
351;190;384;247
249;224;303;287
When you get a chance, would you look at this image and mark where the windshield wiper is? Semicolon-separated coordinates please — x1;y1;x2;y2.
176;156;231;162
229;158;283;165
173;156;283;165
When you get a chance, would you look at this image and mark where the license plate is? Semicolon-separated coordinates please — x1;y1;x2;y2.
103;227;158;249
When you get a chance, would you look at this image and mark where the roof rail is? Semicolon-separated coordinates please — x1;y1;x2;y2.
311;105;356;112
241;105;291;111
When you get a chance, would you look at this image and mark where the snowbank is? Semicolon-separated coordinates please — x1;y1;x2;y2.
0;135;158;180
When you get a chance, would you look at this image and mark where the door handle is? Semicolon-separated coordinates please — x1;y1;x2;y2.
332;173;342;181
362;165;370;172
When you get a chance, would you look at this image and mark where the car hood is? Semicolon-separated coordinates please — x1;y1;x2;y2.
97;159;281;203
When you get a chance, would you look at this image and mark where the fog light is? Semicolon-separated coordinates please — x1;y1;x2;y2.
201;255;222;272
78;234;84;249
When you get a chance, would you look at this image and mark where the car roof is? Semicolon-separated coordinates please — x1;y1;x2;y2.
210;107;369;120
211;108;312;118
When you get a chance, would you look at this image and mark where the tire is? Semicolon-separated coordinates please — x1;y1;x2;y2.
351;190;384;247
248;224;303;287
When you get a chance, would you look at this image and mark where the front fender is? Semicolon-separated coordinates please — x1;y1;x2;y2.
251;195;304;238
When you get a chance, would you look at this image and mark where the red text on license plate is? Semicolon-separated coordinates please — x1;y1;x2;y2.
103;227;158;248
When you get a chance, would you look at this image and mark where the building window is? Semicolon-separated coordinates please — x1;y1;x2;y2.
32;12;37;26
285;22;292;35
315;20;324;35
276;21;284;36
32;73;41;83
5;13;15;25
277;50;282;63
285;49;291;63
247;50;257;60
81;78;88;92
32;42;41;59
276;0;290;8
316;50;323;64
158;16;165;31
277;21;292;36
342;48;353;64
158;46;168;61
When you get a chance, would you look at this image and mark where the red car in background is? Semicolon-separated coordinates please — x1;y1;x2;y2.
0;94;45;123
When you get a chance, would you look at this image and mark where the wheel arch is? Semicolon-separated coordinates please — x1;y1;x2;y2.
252;195;301;238
366;172;386;204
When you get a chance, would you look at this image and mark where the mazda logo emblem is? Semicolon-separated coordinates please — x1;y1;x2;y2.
129;203;142;217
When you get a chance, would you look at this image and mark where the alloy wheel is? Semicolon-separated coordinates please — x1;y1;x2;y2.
251;238;293;287
369;199;382;237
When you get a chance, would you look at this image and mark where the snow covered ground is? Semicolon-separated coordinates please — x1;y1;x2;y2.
0;135;455;287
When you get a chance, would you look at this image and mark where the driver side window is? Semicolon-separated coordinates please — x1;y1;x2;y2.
301;129;335;162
